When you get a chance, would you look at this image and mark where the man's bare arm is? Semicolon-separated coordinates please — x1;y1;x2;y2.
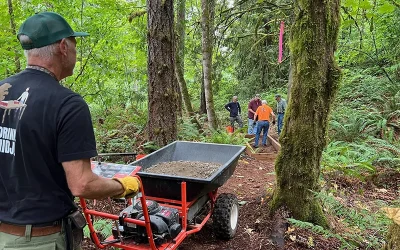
271;111;276;121
248;108;256;114
62;159;124;199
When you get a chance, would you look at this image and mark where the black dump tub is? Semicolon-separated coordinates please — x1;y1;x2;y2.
131;141;245;201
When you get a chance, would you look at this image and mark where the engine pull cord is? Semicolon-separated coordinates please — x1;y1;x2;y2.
108;197;124;244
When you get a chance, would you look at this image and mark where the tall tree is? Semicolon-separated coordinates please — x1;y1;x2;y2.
175;0;194;115
199;71;207;114
7;0;21;73
147;0;178;146
201;0;217;129
270;0;341;227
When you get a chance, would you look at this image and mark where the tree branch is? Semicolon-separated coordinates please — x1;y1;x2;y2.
341;6;363;49
82;89;102;98
388;0;400;8
128;10;147;22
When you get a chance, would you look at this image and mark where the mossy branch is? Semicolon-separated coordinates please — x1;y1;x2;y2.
128;10;147;22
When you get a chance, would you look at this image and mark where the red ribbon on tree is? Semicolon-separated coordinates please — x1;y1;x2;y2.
278;21;284;63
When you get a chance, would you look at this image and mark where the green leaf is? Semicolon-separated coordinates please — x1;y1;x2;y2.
377;3;396;14
365;12;375;19
359;0;374;10
342;0;358;8
342;19;355;28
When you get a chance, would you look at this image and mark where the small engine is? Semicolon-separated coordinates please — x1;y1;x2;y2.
112;199;182;245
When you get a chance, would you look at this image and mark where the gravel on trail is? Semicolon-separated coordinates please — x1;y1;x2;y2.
143;160;221;179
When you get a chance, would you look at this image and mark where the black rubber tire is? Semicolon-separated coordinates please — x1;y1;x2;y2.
212;193;239;240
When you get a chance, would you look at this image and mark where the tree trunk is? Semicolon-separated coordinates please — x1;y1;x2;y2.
269;0;341;227
386;223;400;250
8;0;21;73
201;0;217;129
175;0;194;115
287;60;293;101
199;70;207;114
147;0;178;147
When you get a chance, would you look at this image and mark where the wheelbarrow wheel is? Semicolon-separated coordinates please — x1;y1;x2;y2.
212;193;239;239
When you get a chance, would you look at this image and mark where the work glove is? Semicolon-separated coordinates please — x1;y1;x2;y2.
272;120;276;125
113;176;141;198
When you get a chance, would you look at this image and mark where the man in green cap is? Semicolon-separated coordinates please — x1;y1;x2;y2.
0;12;140;250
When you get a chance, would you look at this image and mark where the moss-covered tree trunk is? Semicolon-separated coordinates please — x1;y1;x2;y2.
201;0;217;129
269;0;341;227
147;0;178;146
386;223;400;250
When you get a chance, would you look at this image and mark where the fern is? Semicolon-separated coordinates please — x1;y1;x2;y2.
314;191;390;249
287;218;357;250
329;115;374;142
322;135;400;177
366;137;400;157
178;117;204;141
322;141;377;178
204;129;250;145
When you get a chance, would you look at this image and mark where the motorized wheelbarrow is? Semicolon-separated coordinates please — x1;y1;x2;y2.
80;141;246;250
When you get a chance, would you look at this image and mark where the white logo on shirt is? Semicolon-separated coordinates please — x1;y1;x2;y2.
0;126;16;155
0;84;29;124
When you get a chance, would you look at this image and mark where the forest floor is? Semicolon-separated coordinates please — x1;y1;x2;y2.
81;140;399;250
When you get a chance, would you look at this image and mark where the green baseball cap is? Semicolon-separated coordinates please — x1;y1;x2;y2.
17;12;89;50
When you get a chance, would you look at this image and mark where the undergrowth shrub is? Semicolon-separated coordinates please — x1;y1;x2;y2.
91;104;147;154
288;190;391;249
178;117;204;141
318;191;390;249
325;69;400;176
322;137;400;178
203;129;250;145
83;219;113;239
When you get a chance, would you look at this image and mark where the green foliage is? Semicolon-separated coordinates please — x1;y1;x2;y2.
325;65;400;177
322;141;376;179
217;2;291;95
317;190;390;248
83;219;113;239
93;105;147;153
287;218;357;250
204;129;250;145
142;141;160;154
177;117;204;141
329;115;373;142
289;188;392;249
322;137;399;178
338;0;398;72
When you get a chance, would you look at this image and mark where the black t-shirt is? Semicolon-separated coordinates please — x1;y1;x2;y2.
0;68;97;225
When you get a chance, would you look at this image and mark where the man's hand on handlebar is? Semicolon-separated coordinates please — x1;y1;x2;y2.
112;176;141;198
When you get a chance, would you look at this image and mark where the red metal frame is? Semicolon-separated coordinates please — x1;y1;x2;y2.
80;176;218;250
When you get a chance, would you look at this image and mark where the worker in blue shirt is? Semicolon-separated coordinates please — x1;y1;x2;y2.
225;96;243;131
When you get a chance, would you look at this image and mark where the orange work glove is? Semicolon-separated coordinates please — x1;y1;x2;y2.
112;176;141;198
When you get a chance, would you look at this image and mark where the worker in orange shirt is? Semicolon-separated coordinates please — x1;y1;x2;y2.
253;100;276;148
